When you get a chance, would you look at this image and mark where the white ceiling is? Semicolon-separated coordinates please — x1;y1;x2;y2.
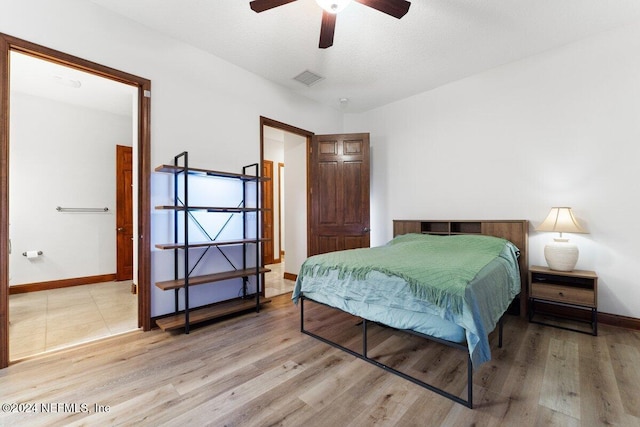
88;0;640;113
13;1;640;115
10;51;136;117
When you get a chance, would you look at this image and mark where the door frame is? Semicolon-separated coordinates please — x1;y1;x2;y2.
0;33;152;368
258;117;314;266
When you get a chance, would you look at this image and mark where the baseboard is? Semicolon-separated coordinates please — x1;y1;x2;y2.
598;312;640;331
9;273;117;294
283;272;297;281
530;301;640;331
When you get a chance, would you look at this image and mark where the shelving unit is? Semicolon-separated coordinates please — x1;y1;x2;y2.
393;220;486;235
154;152;271;333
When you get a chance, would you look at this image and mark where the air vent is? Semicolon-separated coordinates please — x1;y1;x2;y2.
293;70;325;87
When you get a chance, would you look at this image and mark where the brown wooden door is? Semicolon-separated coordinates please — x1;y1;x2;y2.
309;133;370;256
262;160;274;265
116;145;133;281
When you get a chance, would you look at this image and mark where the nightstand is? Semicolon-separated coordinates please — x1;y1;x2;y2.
528;265;598;336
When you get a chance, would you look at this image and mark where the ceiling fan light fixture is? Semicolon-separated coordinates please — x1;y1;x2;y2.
315;0;352;14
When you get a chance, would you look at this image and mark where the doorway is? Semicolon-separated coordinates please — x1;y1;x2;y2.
0;33;152;368
259;118;372;295
8;52;136;360
260;117;312;296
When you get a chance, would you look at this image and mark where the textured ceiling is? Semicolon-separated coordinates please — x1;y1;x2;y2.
64;1;640;112
87;0;640;112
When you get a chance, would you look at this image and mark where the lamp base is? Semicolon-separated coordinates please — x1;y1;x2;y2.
544;238;579;271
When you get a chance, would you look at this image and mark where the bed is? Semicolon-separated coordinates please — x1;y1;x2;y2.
293;220;528;408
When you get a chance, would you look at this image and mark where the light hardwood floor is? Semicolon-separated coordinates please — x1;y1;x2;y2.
1;294;639;426
8;264;293;361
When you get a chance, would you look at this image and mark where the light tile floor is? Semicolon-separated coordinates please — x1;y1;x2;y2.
9;281;138;361
9;265;294;361
264;262;295;298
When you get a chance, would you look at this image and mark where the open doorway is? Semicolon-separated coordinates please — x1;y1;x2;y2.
260;117;312;297
7;51;138;360
0;34;152;368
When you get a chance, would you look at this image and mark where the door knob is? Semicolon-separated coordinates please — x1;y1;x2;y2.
117;227;125;232
363;227;371;233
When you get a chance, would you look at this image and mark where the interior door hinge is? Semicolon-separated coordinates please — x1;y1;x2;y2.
131;283;138;294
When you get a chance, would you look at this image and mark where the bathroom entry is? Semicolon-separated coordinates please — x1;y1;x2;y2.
7;51;139;360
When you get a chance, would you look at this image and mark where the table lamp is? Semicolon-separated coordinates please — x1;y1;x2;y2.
536;207;587;271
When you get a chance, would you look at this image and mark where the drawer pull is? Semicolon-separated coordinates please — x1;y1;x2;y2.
558;292;564;297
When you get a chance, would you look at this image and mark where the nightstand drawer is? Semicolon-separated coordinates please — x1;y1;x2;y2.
531;282;595;307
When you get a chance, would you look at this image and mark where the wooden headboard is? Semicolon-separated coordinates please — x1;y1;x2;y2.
393;219;529;317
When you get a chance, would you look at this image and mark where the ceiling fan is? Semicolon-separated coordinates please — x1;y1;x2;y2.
250;0;411;48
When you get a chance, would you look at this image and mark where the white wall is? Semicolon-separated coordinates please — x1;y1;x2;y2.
9;92;132;285
264;135;285;258
283;132;308;277
345;22;640;319
280;165;285;256
11;1;637;320
1;0;342;316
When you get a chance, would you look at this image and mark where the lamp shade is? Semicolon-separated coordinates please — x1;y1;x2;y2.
536;207;587;271
316;0;352;13
535;207;586;235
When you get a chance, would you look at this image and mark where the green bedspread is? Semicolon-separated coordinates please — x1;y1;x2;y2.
294;233;521;367
299;233;508;315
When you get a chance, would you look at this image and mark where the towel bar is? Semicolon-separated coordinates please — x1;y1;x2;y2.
56;206;109;212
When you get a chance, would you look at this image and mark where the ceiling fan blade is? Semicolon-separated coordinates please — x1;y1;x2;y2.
354;0;411;19
250;0;298;13
319;11;337;49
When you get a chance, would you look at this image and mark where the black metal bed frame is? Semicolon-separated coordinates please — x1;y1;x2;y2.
300;295;504;409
